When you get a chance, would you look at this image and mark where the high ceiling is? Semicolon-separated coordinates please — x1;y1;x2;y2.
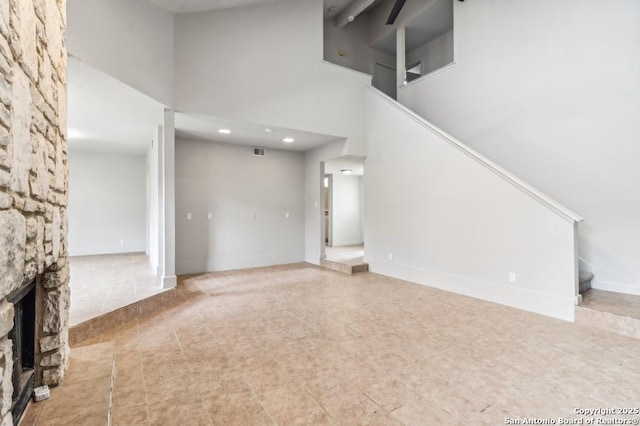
373;0;453;55
70;0;451;155
67;57;165;154
147;0;279;13
68;57;343;154
175;114;344;152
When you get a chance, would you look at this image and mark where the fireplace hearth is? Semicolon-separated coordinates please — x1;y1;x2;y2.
8;279;36;424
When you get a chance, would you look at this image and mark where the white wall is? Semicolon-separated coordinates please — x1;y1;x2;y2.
323;16;397;95
175;139;305;274
173;0;371;267
372;61;397;100
331;174;364;246
366;88;579;321
67;0;174;106
324;16;374;75
399;0;640;295
173;0;370;156
68;150;147;256
407;30;453;76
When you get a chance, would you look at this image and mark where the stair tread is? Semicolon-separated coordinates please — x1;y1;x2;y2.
581;288;640;320
579;270;594;283
576;305;640;340
320;258;369;274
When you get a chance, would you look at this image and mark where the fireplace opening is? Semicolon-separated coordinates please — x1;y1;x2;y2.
8;278;36;425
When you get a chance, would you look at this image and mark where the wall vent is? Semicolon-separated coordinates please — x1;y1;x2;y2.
253;147;266;157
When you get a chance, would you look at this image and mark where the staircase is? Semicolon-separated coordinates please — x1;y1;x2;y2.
575;270;640;340
579;270;594;293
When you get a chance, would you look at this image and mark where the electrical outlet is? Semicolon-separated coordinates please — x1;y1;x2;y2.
509;272;516;283
119;239;124;245
187;213;192;220
388;253;393;261
207;213;212;219
285;212;290;218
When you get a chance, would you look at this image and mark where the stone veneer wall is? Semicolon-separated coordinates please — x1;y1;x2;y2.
0;0;68;422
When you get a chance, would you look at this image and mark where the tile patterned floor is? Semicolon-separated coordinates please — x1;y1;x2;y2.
31;263;640;425
69;253;165;326
21;343;115;425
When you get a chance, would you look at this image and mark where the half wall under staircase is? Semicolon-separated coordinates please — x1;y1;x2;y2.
363;86;583;321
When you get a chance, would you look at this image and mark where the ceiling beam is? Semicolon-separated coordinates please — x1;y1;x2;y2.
335;0;377;29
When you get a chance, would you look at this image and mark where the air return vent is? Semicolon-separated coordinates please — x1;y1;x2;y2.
253;147;266;157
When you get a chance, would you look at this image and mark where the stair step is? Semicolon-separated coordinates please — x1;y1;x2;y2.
576;306;640;340
68;288;176;347
579;270;594;293
576;289;640;340
320;259;369;274
21;342;116;425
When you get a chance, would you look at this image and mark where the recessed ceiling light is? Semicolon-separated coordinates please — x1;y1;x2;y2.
265;128;273;133
341;169;352;175
219;129;232;134
282;137;295;143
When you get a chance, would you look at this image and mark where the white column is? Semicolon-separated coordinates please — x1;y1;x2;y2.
148;126;162;276
320;162;327;260
396;25;406;90
160;109;176;289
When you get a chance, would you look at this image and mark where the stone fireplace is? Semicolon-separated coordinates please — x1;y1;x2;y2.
0;0;69;424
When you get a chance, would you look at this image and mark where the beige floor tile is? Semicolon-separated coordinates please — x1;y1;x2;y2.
113;377;148;409
202;387;274;426
464;403;513;425
69;253;163;326
390;397;459;425
19;401;43;426
258;382;330;425
27;263;640;425
113;403;149;425
147;400;212;426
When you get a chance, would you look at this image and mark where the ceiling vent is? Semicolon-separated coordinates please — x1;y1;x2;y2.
253;147;266;157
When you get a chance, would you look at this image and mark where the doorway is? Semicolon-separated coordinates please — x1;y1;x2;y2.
322;156;366;268
324;174;332;247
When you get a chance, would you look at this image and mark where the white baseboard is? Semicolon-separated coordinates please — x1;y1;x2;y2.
368;260;575;322
591;280;640;296
176;252;305;275
161;275;177;289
